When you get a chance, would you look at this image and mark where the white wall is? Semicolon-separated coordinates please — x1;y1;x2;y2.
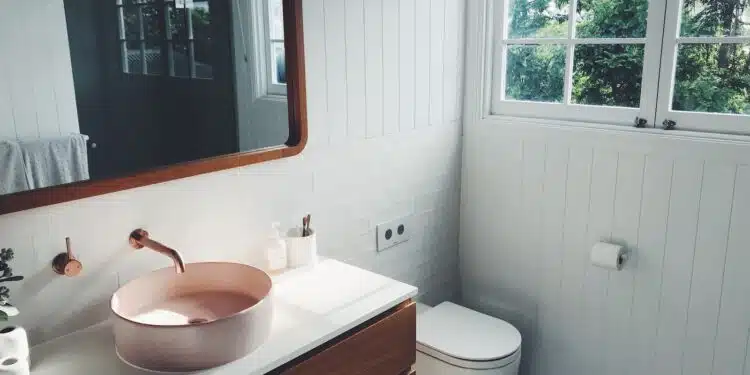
461;117;750;375
0;0;79;140
0;0;466;346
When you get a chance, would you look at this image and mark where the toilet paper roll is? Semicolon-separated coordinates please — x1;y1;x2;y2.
591;242;627;270
0;356;29;375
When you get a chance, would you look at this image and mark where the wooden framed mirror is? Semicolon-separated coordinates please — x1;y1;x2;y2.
0;0;306;215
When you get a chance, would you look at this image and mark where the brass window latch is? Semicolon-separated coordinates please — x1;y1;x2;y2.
634;117;648;128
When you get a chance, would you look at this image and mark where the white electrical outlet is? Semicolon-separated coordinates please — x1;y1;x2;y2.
376;216;413;252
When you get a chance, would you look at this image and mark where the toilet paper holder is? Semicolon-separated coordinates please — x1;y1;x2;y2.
616;251;628;268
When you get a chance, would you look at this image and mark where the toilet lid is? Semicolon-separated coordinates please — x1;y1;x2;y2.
417;302;522;363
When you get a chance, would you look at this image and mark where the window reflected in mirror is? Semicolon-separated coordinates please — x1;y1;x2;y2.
117;0;215;79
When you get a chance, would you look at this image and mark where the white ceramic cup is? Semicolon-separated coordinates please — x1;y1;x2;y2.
285;228;318;268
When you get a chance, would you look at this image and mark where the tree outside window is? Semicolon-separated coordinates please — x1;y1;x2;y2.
503;0;749;116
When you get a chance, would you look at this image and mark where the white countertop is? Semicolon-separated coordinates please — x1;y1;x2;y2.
30;260;418;375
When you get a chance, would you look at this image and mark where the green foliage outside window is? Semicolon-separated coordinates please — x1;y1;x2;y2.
505;0;750;115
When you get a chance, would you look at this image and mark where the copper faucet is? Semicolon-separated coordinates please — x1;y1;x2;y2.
129;229;186;274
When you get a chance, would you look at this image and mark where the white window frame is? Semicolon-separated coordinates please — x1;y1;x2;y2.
480;0;750;135
656;0;750;134
250;0;286;98
264;0;286;95
490;0;668;126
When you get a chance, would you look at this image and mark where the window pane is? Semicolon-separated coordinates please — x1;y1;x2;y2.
191;1;211;40
169;1;211;40
125;40;144;74
681;0;750;37
505;45;565;102
272;42;286;84
169;5;188;39
507;0;569;38
269;0;285;40
144;40;165;75
573;44;644;107
673;43;750;114
142;6;161;40
124;5;161;40
194;39;214;79
171;43;191;77
124;7;141;40
125;41;164;75
191;2;213;79
576;0;648;38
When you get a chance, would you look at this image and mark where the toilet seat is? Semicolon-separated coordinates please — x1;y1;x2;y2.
416;302;522;370
417;343;521;370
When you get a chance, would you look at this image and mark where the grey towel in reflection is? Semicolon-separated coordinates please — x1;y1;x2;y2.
0;140;30;195
19;134;90;189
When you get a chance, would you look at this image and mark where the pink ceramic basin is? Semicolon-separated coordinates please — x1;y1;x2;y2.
111;262;273;372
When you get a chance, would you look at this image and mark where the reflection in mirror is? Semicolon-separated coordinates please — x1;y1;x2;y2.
0;0;291;197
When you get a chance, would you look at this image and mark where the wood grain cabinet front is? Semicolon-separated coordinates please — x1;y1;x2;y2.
269;300;416;375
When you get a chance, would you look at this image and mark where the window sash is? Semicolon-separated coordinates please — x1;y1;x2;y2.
489;0;667;127
488;0;750;135
116;0;207;79
655;0;750;134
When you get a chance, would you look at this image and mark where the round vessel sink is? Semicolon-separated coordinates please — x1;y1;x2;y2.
111;262;273;372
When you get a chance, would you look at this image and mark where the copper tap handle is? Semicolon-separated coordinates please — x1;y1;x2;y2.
66;237;73;257
52;237;83;277
128;229;148;249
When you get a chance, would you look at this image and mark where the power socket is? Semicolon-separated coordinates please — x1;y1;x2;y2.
376;216;413;252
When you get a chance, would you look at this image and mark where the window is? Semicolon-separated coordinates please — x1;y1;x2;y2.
489;0;750;134
116;0;214;79
657;0;750;133
243;0;286;97
264;0;287;95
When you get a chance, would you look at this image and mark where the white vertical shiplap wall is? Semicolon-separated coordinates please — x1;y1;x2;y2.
0;0;467;345
461;118;750;375
0;0;79;140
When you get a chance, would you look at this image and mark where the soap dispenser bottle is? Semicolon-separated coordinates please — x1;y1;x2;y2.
265;223;288;272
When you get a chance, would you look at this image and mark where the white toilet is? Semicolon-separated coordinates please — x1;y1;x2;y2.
416;302;522;375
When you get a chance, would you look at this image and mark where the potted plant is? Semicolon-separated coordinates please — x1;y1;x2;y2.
0;248;28;373
0;249;24;321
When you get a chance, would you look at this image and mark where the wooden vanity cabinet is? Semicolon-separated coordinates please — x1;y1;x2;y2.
269;300;416;375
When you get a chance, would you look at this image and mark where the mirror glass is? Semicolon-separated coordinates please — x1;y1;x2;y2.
0;0;291;197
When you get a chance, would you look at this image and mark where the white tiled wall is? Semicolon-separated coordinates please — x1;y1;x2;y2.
0;0;466;345
461;118;750;375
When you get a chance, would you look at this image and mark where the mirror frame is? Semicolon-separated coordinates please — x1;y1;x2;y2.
0;0;307;215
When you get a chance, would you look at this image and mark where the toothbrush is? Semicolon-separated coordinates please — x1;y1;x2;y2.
302;214;311;237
